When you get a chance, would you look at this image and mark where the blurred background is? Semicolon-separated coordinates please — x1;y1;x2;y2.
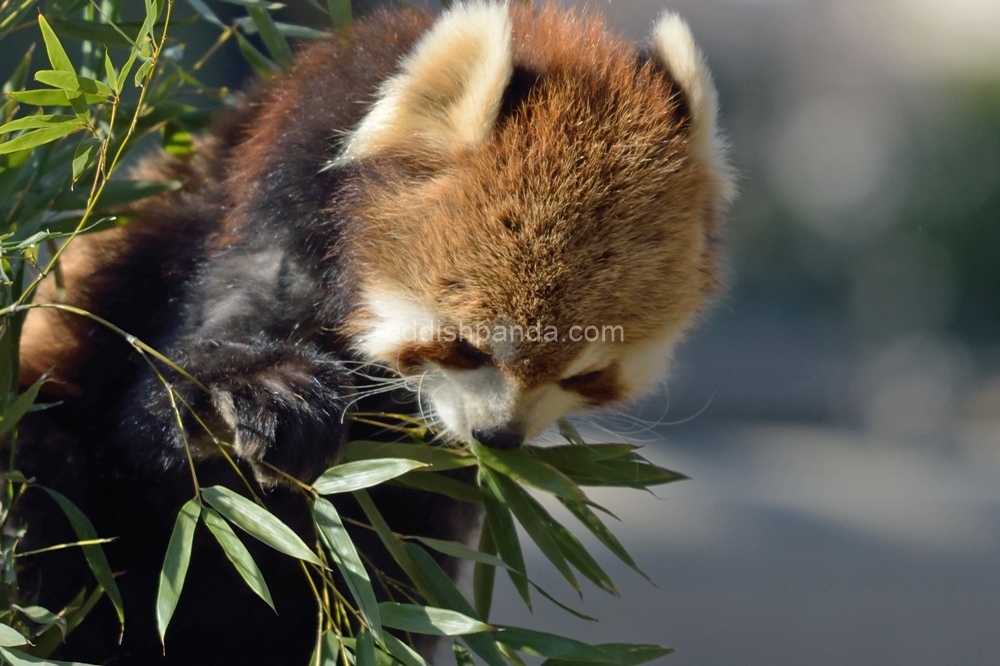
484;2;1000;665
5;0;998;663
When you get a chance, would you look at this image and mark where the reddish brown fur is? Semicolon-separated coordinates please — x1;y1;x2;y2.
345;5;720;390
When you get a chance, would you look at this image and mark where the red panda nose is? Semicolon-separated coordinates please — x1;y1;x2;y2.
472;428;524;451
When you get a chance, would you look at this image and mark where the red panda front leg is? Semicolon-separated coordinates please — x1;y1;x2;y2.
117;239;354;486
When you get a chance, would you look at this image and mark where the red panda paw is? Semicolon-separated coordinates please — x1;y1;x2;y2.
203;342;353;488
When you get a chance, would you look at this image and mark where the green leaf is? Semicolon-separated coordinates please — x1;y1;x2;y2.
559;498;650;582
37;14;74;73
326;0;351;31
162;123;193;157
452;643;474;666
477;468;530;608
355;628;376;666
312;458;425;495
202;507;274;609
235;32;278;79
0;646;99;665
247;7;294;69
71;141;92;182
525;443;638;466
34;71;113;98
104;53;118;94
391;471;483;504
201;485;320;564
352;489;434;598
0;123;84;155
156;499;200;642
217;0;284;8
0;377;44;437
377;602;491;636
51;179;181;210
382;634;432;666
5;90;105;107
311;497;383;643
133;59;153;88
184;0;224;28
473;524;496;622
404;544;506;666
0;114;78;134
411;536;510;571
344;441;475;471
495;627;614;662
471;441;586;501
489;472;580;594
40;488;124;630
557;419;585;446
541;643;675;666
13;603;67;638
0;623;28;647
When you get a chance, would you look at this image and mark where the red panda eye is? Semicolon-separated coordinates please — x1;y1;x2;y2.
454;339;492;368
560;369;603;388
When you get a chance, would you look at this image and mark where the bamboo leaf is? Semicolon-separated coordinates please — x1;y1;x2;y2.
477;468;530;608
0;115;78;134
344;441;475;471
326;0;351;31
0;623;28;647
40;488;124;630
34;71;113;97
51;179;181;210
557;419;585;446
411;536;510;571
471;442;586;501
71;141;92;182
355;628;376;666
312;458;425;495
377;602;491;636
5;90;105;106
541;643;675;666
452;643;474;666
404;544;506;666
201;485;320;564
559;498;650;582
489;472;580;594
235;32;278;78
0;646;100;665
13;604;67;637
246;7;293;69
391;472;482;504
37;14;74;73
156;499;200;642
473;524;496;622
0;377;44;437
202;507;275;609
383;634;432;666
352;489;434;598
495;627;614;662
311;497;383;643
0;123;84;155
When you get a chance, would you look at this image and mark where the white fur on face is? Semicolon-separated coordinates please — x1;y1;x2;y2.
354;289;685;443
652;12;736;203
335;2;513;166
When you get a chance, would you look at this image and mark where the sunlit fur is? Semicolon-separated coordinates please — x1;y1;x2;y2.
340;3;732;442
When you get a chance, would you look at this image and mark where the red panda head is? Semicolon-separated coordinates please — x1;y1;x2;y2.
338;3;734;447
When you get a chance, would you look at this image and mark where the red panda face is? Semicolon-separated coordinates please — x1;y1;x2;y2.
340;3;734;445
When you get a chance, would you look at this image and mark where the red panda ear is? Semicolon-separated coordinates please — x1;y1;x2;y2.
336;2;513;165
651;13;736;203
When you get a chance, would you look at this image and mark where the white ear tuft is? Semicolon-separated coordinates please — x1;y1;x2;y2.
652;12;735;202
337;2;513;164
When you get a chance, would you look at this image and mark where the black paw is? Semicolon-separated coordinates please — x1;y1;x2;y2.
202;341;353;486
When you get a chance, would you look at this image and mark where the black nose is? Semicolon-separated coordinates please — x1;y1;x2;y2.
472;428;524;451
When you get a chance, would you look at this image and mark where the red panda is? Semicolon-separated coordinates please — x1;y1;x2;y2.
14;3;732;664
